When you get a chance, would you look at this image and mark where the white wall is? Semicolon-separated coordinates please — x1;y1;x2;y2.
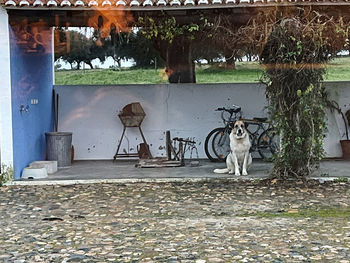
54;82;350;160
325;82;350;157
0;7;13;167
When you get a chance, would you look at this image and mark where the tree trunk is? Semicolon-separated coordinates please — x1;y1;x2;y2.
116;58;121;68
225;56;236;70
224;50;236;70
166;36;196;83
87;62;94;69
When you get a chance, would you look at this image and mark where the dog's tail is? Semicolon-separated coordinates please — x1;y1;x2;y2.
213;168;230;174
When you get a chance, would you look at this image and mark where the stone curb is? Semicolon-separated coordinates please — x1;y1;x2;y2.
4;176;346;186
5;177;262;186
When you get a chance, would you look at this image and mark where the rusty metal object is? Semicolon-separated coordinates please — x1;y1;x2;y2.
171;137;196;166
118;102;145;127
137;143;152;159
113;102;152;160
166;130;198;165
137;130;198;168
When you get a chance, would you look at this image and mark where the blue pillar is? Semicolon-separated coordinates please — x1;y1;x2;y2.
10;24;54;179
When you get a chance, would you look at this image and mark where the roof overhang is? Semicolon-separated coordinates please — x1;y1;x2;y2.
3;1;350;27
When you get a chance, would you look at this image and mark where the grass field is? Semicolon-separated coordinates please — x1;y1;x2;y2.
55;56;350;85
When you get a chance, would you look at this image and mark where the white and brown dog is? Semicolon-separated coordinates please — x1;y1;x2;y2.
214;120;252;176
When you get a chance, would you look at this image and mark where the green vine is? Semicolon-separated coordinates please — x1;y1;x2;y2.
209;9;350;179
261;16;343;178
137;16;200;43
1;164;13;186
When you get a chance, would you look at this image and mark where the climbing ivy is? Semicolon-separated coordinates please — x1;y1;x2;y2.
260;19;330;178
209;9;350;179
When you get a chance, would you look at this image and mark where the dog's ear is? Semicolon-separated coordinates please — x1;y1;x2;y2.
243;121;249;129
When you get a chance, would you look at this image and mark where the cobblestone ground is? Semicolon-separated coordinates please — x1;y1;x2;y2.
1;180;350;262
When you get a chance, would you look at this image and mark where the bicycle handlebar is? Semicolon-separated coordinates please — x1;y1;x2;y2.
173;137;196;144
216;107;225;111
215;105;242;114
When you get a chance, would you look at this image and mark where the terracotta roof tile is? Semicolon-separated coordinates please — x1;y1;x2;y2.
1;0;346;8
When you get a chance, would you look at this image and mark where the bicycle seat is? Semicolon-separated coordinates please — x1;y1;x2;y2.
253;117;268;122
230;107;241;114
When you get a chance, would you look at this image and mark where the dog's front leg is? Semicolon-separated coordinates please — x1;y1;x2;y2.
242;152;249;176
232;153;240;176
226;154;235;174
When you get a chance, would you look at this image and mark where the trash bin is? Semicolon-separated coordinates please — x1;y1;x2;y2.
45;132;72;168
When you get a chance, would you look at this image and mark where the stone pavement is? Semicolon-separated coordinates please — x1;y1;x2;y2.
1;180;350;262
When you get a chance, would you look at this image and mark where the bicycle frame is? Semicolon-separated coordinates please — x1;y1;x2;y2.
221;110;242;127
205;104;278;161
243;121;268;152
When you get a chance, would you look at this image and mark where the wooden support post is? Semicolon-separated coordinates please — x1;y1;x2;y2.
179;141;185;166
166;130;171;160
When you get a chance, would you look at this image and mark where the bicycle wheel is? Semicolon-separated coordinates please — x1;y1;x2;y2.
204;127;226;162
257;128;280;160
212;128;231;162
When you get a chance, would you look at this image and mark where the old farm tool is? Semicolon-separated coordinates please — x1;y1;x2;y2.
113;102;152;160
167;132;199;166
137;131;199;168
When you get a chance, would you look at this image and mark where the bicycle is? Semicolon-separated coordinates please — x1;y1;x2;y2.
204;105;280;162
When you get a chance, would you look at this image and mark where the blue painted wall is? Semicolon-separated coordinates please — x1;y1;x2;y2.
9;26;54;179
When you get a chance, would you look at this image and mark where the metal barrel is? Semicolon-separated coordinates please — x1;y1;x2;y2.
45;132;72;168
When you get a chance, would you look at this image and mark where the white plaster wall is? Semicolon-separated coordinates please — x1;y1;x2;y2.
324;82;350;157
55;82;350;160
0;7;13;167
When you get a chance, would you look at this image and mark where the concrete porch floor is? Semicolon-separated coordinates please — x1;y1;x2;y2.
39;159;273;181
12;159;350;185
